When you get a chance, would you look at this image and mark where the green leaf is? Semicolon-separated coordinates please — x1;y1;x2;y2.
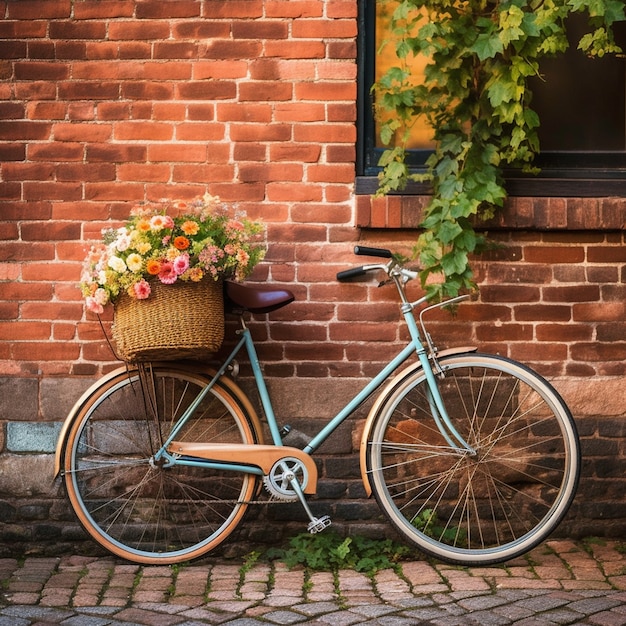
472;32;504;60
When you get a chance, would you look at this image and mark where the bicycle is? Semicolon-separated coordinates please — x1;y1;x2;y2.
55;246;581;566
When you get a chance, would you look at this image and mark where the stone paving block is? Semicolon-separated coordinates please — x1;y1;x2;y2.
261;609;309;624
115;606;186;625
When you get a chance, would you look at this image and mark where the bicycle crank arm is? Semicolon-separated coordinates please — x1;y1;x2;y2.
166;442;318;495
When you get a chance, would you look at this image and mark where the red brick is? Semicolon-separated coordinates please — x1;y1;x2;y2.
57;163;116;182
21;222;81;241
21;300;83;320
0;143;26;161
270;143;321;162
6;0;71;19
53;123;112;142
192;61;248;80
266;183;324;203
294;124;356;143
175;123;225;142
108;21;169;40
14;81;57;100
11;342;80;362
291;203;351;224
239;163;303;183
135;0;201;18
573;302;626;322
2;163;53;182
203;1;264;18
152;103;187;121
177;81;236;100
26;102;67;120
292;19;357;39
0;121;51;141
295;82;356;101
524;246;585;264
0;303;19;320
174;22;231;39
266;0;324;18
73;1;135;19
230;123;292;142
122;82;175;100
514;304;571;322
307;163;355;183
536;323;594;343
84;182;144;202
117;163;171;183
113;121;173;141
147;143;207;162
28;143;84;162
587;246;626;263
0;283;53;301
87;143;147;162
0;102;25;119
0;321;51;340
239;81;293;101
23;182;82;202
264;40;325;59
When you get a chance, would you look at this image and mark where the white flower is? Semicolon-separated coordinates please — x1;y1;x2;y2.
115;232;132;252
108;255;127;273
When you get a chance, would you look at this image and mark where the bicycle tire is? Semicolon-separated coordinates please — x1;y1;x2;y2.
366;353;580;565
62;364;260;564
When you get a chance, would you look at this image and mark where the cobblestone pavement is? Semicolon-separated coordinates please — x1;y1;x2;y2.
0;539;624;625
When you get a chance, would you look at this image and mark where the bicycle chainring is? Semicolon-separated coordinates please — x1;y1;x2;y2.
262;457;309;501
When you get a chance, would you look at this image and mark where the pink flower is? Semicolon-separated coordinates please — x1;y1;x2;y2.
158;262;178;284
85;296;104;315
173;253;190;275
133;279;151;299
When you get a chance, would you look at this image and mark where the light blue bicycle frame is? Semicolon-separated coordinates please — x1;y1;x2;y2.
154;294;473;473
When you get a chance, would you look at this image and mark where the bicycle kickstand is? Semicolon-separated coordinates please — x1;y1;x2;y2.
288;474;331;534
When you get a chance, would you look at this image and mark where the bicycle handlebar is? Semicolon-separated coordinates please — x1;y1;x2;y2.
354;246;392;258
337;246;394;282
336;266;368;281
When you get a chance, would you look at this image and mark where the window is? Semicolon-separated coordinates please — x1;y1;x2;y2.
357;0;626;196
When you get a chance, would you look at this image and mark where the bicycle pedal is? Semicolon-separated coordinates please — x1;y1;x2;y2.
307;515;331;534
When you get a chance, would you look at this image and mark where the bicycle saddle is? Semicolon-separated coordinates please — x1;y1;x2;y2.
225;281;295;314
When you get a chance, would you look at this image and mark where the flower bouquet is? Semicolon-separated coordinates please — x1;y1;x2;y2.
80;193;265;361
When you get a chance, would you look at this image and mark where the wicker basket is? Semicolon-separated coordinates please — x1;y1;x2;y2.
112;279;224;362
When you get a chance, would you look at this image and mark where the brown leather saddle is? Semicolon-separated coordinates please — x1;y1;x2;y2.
225;281;295;314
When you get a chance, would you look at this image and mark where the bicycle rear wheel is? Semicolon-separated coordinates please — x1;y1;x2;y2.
367;353;580;565
62;364;260;564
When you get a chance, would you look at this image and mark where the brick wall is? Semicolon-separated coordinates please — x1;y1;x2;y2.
0;0;625;552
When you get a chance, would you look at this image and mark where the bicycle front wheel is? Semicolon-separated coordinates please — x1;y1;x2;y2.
62;364;260;564
367;353;580;565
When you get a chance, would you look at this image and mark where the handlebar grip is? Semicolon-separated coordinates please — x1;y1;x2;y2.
354;245;392;258
337;267;367;281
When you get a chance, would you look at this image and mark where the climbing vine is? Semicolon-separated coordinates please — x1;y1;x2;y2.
374;0;625;299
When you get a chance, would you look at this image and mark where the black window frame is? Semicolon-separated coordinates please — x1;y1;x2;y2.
356;0;626;198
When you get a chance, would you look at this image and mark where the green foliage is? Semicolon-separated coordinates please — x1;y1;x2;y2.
412;509;467;546
374;0;625;300
259;531;412;573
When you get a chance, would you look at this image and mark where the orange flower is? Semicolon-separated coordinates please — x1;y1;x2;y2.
173;236;190;250
136;219;151;232
146;259;161;275
181;220;199;235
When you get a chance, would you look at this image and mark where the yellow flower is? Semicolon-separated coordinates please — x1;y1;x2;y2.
126;253;143;273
